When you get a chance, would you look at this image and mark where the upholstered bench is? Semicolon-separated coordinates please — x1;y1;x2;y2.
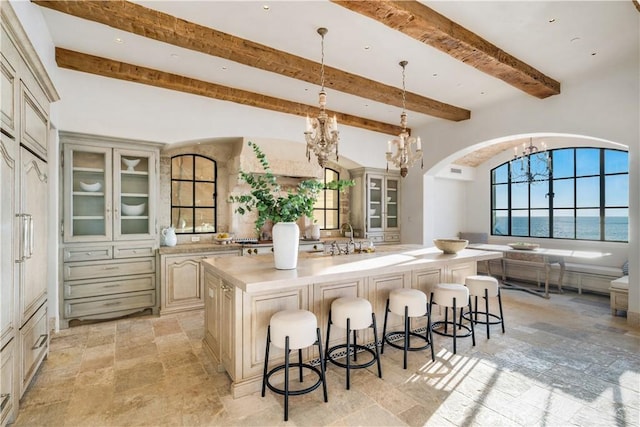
609;276;629;316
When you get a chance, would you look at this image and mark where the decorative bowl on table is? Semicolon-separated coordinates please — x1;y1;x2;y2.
122;157;141;171
508;242;540;251
79;181;101;192
433;238;469;254
121;202;146;216
215;233;234;244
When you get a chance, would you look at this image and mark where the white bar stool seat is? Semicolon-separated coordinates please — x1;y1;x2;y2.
430;283;475;354
382;288;434;369
325;297;382;390
462;275;505;338
262;309;328;421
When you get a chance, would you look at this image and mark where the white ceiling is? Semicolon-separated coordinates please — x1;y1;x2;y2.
37;1;638;148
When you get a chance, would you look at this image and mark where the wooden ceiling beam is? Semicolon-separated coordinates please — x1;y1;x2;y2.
332;0;561;99
34;0;470;122
55;48;404;136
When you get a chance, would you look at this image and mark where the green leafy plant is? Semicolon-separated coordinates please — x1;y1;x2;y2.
229;141;354;232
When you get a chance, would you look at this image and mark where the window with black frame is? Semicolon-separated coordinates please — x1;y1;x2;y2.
491;147;628;242
312;168;340;230
171;154;217;233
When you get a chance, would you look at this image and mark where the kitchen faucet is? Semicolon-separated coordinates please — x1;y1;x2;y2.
343;223;355;245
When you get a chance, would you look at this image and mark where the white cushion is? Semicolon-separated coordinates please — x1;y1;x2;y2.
331;297;372;330
270;310;317;350
388;288;427;317
610;276;629;290
465;275;499;297
432;283;468;308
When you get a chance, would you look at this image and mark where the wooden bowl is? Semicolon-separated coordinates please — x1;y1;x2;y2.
433;238;469;254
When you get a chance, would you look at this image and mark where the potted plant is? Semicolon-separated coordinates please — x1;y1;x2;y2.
229;141;353;269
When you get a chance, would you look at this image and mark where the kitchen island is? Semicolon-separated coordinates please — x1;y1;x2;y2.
202;245;502;397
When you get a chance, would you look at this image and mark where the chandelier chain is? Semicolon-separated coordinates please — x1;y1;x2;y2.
320;32;325;91
401;62;407;115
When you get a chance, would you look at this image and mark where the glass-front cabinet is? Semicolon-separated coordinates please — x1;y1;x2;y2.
350;168;401;244
63;145;156;242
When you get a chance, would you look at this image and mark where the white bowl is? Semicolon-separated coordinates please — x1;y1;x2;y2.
433;238;468;254
79;181;101;192
121;202;146;216
122;158;141;171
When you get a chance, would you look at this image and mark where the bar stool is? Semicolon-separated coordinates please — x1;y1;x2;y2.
325;297;382;390
461;275;505;339
430;283;475;354
262;309;328;421
382;288;434;368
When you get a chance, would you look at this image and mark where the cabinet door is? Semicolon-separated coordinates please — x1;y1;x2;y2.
113;149;156;240
0;135;17;349
63;144;112;242
0;339;16;426
220;281;235;375
162;255;203;314
367;174;384;232
1;26;19;138
20;83;48;159
203;270;220;363
384;176;400;231
18;148;48;324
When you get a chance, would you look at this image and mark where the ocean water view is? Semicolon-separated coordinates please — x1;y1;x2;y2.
493;216;628;241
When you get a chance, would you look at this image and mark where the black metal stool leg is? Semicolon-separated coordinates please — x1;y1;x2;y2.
469;297;476;346
484;288;490;339
498;288;505;333
352;330;358;362
427;302;435;362
371;312;382;378
403;305;409;369
261;326;271;397
298;348;303;381
325;310;332;368
444;307;449;334
452;298;457;354
346;317;351;390
284;336;290;422
381;299;390;354
316;327;328;403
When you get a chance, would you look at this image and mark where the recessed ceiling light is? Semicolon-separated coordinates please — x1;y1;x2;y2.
114;37;124;44
570;37;581;43
363;46;371;51
548;18;556;23
591;52;597;56
170;53;179;59
263;5;270;11
222;66;228;70
432;73;438;77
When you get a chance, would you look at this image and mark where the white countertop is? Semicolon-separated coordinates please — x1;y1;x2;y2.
202;245;502;293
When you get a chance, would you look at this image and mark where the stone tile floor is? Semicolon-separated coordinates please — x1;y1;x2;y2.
12;288;640;426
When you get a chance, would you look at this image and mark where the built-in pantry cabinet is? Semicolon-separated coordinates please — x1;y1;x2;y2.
349;168;401;244
59;132;162;328
1;4;59;425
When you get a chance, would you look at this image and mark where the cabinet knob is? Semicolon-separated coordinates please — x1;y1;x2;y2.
85;252;92;255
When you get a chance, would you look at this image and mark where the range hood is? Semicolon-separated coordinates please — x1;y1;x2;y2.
236;138;323;179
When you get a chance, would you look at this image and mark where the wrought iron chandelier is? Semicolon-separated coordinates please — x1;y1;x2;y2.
510;137;552;183
304;27;339;168
386;61;422;178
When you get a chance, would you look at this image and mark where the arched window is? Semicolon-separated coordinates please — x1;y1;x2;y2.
171;154;217;233
312;168;340;230
491;147;628;242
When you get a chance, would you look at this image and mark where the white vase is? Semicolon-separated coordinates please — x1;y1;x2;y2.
272;222;300;270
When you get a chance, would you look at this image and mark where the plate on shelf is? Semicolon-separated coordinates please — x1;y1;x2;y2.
508;242;540;251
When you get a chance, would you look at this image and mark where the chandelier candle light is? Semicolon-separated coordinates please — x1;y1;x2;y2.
510;137;552;183
386;61;423;178
304;27;339;168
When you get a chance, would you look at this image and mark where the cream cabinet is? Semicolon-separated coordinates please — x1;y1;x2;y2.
203;271;238;377
159;249;239;315
1;5;59;425
60;132;163;328
350;168;401;244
